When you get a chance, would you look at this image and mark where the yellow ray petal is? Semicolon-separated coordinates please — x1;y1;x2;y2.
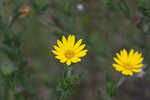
66;35;73;48
132;53;141;61
131;51;139;63
134;64;143;68
52;50;59;55
120;50;124;56
70;35;75;47
116;66;125;72
75;44;86;53
73;39;83;50
128;49;134;62
122;70;133;76
129;49;134;57
57;40;63;48
67;35;75;48
71;57;81;63
122;49;128;60
116;53;124;62
60;58;67;63
75;50;88;57
132;69;142;72
112;64;124;71
134;54;143;64
66;60;71;66
113;57;122;65
56;55;65;60
67;35;72;43
53;45;61;51
134;57;144;65
62;35;67;46
116;53;121;60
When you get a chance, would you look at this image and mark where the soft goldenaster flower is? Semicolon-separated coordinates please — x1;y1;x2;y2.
52;34;88;66
112;49;144;76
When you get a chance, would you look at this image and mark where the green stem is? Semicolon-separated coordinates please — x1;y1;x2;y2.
8;12;21;28
4;86;9;100
116;76;126;88
59;90;65;100
67;66;72;78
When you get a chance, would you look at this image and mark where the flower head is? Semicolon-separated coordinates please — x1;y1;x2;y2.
20;6;31;17
112;49;144;76
52;34;88;66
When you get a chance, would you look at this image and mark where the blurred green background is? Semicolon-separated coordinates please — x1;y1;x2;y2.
0;0;150;100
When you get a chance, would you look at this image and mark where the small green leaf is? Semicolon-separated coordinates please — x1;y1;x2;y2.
78;71;86;80
1;65;15;76
64;3;73;16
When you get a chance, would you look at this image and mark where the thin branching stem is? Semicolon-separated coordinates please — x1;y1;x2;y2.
59;89;65;100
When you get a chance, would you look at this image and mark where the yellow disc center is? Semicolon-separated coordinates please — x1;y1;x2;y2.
124;63;133;70
64;50;74;59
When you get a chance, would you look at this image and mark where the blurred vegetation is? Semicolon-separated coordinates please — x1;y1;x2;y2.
0;0;150;100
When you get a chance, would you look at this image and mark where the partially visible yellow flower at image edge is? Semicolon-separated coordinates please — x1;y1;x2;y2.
113;49;144;76
52;34;88;66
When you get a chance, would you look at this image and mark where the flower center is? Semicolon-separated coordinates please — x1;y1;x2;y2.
123;63;133;70
64;50;75;59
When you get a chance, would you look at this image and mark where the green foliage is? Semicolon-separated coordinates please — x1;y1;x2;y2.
138;0;150;17
97;89;104;100
0;64;15;77
105;0;116;11
105;72;127;99
64;3;73;16
105;0;131;19
57;66;86;100
31;0;49;15
105;73;118;97
118;0;131;19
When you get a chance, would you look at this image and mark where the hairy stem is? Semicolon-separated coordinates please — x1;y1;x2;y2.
67;66;72;78
116;76;126;88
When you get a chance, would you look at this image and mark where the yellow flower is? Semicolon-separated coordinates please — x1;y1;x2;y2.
112;49;144;76
52;34;88;66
